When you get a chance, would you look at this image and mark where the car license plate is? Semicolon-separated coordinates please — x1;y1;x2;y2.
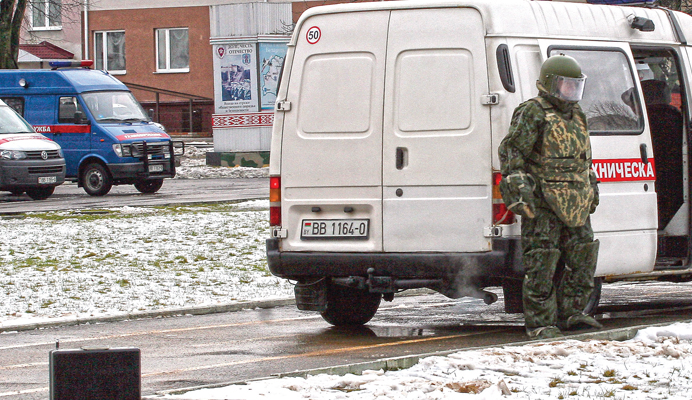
301;219;369;239
149;164;164;173
38;176;56;184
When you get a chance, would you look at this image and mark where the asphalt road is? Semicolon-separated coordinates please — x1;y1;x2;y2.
0;178;268;214
2;283;692;399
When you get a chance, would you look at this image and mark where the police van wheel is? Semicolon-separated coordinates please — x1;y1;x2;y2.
502;277;602;315
26;187;55;200
134;179;164;194
583;277;602;316
82;163;113;196
321;281;381;326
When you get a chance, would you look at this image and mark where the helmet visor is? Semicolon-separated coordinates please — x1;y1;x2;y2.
548;74;587;102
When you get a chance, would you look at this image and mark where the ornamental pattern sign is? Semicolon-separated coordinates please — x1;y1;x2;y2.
212;112;274;128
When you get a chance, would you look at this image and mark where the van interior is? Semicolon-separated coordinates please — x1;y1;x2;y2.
632;47;689;270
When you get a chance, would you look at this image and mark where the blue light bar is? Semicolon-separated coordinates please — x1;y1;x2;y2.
49;60;94;69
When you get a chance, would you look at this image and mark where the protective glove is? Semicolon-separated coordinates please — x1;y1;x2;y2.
500;172;536;219
589;171;599;214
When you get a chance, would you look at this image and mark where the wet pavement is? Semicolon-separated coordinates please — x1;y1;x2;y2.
2;282;692;399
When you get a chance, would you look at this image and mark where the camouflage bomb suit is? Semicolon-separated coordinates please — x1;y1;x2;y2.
498;94;600;331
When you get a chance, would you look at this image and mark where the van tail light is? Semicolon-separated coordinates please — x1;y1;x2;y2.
270;176;281;226
492;172;516;225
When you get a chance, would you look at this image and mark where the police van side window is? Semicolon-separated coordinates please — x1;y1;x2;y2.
58;97;86;124
550;48;643;135
1;97;25;117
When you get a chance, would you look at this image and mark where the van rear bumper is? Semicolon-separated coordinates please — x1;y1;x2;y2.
266;238;522;283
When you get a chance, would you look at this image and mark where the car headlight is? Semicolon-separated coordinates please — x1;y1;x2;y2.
1;150;27;160
112;144;133;158
57;148;64;158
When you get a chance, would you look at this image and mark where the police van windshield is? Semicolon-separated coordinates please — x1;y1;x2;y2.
81;91;151;123
0;105;35;134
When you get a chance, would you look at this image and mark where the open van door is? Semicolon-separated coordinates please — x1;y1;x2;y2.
382;7;493;252
538;41;658;276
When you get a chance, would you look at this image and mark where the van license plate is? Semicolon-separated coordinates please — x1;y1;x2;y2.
38;176;56;184
301;219;369;239
149;164;164;172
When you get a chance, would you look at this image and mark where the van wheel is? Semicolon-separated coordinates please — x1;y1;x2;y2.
82;163;112;196
134;179;164;194
26;187;55;200
502;278;524;314
320;281;381;326
502;277;602;315
583;277;602;315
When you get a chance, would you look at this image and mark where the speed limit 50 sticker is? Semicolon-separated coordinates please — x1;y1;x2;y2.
306;26;321;44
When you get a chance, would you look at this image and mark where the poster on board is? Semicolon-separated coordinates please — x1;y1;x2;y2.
214;43;259;114
259;43;288;110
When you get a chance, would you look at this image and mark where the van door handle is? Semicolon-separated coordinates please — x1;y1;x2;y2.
396;147;407;170
640;143;649;164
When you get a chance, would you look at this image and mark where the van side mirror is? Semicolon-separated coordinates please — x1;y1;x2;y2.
74;111;89;124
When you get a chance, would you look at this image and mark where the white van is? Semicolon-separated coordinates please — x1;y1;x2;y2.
267;0;692;325
0;100;65;200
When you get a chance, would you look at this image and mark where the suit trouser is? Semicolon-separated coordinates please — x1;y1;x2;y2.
521;206;599;330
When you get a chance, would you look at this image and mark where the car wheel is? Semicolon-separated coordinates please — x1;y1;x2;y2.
81;163;112;196
134;179;164;194
25;187;55;200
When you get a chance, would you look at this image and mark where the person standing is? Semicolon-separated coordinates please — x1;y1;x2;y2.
498;54;602;340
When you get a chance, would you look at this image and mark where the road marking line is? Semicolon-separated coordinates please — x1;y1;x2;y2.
0;315;321;351
0;388;48;397
0;361;47;370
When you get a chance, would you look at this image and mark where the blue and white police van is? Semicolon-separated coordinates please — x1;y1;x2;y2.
0;61;183;196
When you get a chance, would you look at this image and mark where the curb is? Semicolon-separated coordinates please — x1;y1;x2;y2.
0;297;295;333
147;320;683;398
0;289;436;333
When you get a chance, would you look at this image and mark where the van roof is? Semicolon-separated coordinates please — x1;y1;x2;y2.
0;69;129;96
293;0;689;45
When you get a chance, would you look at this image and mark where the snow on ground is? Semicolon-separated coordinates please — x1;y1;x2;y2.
174;145;268;180
0;199;293;327
159;322;692;400
0;145;280;327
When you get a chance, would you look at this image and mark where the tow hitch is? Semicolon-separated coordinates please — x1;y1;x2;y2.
332;268;498;305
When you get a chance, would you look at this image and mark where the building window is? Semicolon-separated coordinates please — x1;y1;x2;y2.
156;28;189;73
94;31;126;74
32;0;62;30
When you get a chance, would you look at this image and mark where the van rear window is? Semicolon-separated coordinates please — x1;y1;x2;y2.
298;54;374;134
550;48;644;135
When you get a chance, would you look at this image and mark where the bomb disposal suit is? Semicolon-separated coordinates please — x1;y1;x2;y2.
498;54;602;339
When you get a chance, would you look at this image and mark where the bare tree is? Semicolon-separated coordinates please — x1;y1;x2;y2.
0;0;85;69
0;0;28;68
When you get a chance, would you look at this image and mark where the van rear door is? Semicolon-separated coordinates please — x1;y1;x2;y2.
382;7;492;252
278;11;389;252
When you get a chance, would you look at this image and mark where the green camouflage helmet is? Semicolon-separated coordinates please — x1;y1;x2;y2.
539;54;586;102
